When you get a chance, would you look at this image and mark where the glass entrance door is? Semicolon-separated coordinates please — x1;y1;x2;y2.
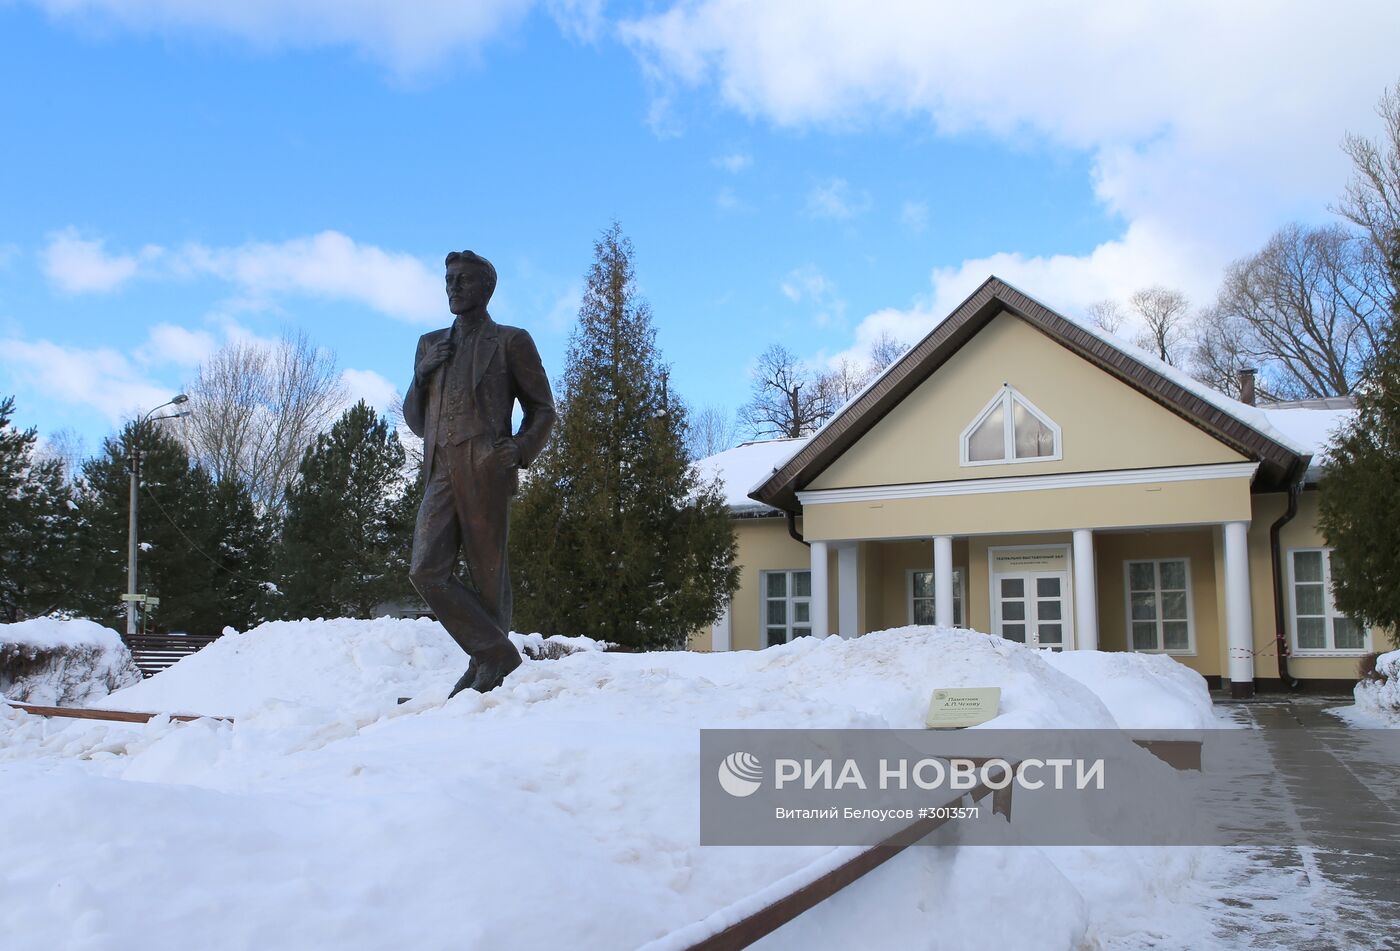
994;572;1071;649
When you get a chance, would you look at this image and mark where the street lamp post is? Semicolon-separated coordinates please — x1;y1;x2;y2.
126;395;191;639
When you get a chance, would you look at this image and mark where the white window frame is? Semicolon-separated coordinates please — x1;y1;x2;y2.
1287;548;1370;657
958;384;1062;467
1123;558;1197;656
760;569;812;647
907;568;966;628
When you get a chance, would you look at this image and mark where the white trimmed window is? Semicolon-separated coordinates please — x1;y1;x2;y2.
762;569;812;647
960;385;1061;466
1289;549;1367;654
909;569;965;627
1125;559;1194;653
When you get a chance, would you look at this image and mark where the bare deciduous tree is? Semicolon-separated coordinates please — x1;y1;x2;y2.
822;356;875;406
867;330;907;371
35;427;87;483
1338;78;1400;311
1086;299;1126;336
183;330;348;514
685;404;740;460
1204;223;1385;399
739;344;834;439
1128;286;1192;365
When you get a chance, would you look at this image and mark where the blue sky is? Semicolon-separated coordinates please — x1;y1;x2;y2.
2;1;1396;452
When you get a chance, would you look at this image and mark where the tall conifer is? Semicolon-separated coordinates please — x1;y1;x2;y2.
1319;233;1400;646
277;401;414;619
76;420;244;634
512;224;738;648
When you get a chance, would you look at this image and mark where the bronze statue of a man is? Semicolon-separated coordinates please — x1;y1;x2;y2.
403;251;555;696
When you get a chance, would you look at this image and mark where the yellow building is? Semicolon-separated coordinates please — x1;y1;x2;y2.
693;278;1381;697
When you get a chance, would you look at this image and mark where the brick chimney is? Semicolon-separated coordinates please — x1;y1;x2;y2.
1238;368;1257;406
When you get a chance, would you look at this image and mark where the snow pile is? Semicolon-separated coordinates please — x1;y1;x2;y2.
105;617;608;718
1;624;1217;950
1043;649;1217;729
0;618;141;706
1348;649;1400;727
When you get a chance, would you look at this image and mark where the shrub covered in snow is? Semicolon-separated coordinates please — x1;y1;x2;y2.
1354;649;1400;720
0;618;141;706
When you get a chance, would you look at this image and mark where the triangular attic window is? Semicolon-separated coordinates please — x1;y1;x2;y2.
960;385;1061;465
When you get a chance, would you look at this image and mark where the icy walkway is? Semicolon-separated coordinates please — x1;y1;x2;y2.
1114;699;1400;951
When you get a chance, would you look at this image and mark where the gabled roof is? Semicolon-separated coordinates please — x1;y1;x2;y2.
749;277;1311;513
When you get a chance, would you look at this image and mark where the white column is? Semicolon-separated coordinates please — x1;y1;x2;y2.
1223;521;1255;697
933;535;955;628
810;540;831;638
711;601;731;652
837;543;859;638
1072;529;1099;651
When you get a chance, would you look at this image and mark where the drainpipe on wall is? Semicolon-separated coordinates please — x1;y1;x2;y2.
1269;460;1307;691
785;510;809;548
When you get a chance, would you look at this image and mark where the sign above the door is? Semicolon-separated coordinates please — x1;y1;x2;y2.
990;548;1068;573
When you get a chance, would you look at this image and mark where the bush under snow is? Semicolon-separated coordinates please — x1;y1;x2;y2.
0;617;141;706
1349;649;1400;727
1;622;1220;950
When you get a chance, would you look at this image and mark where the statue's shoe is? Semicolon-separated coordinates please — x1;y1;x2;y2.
471;647;523;694
448;658;479;699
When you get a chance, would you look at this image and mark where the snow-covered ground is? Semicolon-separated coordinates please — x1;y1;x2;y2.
0;617;141;706
2;620;1221;950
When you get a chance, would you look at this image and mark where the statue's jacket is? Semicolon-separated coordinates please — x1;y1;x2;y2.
402;317;556;491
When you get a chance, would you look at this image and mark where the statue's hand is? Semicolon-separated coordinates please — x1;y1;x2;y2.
416;339;454;380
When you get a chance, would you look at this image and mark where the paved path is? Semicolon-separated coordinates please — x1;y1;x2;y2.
1205;699;1400;951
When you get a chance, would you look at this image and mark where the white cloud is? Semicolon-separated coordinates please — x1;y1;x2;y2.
805;177;871;220
544;283;582;332
177;231;442;323
41;228;161;294
779;264;845;327
900;200;928;234
29;0;537;75
39;229;442;324
142;323;219;367
0;338;177;425
712;151;752;173
715;186;750;214
623;0;1400;346
827;220;1213;368
341;367;399;414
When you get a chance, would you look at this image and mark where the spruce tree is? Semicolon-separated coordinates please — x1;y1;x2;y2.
277;401;414;619
1319;231;1400;646
0;397;83;621
512;224;738;649
76;420;233;634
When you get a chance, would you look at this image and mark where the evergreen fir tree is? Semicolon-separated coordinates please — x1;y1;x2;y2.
208;476;274;632
76;420;233;634
1319;231;1400;646
512;224;738;649
0;397;83;621
277;401;414;619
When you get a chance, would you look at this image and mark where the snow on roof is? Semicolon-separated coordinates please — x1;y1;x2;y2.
1257;406;1353;475
694;437;809;512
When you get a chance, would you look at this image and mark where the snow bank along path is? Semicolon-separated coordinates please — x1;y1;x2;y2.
0;617;140;706
1;620;1215;950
